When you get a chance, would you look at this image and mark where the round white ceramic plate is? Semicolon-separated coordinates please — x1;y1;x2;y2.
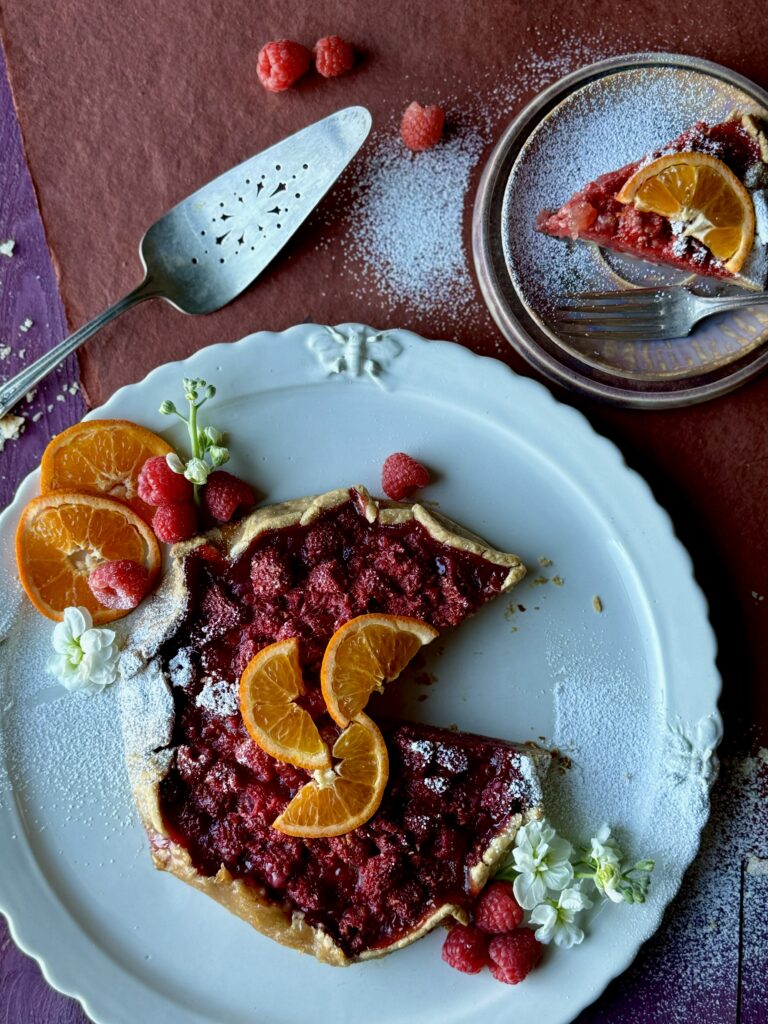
0;324;722;1024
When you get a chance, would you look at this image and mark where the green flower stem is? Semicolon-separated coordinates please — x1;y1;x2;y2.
188;398;201;506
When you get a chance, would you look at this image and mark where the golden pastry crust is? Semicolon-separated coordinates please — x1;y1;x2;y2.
119;485;540;965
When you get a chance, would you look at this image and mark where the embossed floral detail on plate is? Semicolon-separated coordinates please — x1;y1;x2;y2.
307;325;402;388
665;712;723;804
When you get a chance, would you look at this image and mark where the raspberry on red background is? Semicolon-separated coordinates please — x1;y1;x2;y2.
152;502;198;544
474;881;524;934
257;39;311;92
381;452;430;501
488;929;543;985
88;559;151;610
137;456;193;506
313;35;355;78
203;471;256;523
441;923;490;974
400;101;445;151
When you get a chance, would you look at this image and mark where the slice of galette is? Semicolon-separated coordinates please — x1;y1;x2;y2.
119;485;548;964
537;112;768;289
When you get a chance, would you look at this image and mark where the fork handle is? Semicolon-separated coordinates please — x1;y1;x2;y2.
697;292;768;315
0;279;155;420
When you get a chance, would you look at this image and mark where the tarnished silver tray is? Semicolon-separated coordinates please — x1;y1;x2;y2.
473;53;768;408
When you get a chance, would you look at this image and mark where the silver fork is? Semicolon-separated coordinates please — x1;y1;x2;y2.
553;287;768;341
0;106;372;419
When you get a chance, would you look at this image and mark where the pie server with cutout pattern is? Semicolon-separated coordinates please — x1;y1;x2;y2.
0;105;372;419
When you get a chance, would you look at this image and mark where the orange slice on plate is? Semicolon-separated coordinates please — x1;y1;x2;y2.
321;613;439;727
239;638;331;771
272;713;389;838
616;152;755;274
15;490;161;622
40;419;173;523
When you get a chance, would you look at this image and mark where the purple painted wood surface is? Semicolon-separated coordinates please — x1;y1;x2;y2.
0;32;767;1024
0;38;89;1024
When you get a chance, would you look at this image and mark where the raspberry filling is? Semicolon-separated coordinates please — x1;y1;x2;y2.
160;717;538;957
156;495;529;956
538;118;765;279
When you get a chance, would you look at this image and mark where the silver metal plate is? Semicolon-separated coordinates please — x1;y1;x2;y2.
472;53;768;408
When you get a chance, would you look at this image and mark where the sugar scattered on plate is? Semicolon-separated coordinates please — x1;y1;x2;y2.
545;621;768;1018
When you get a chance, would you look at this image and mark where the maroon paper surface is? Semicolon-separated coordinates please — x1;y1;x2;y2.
1;2;768;1022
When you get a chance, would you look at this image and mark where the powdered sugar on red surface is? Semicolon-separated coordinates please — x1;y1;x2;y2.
195;676;239;718
316;29;621;342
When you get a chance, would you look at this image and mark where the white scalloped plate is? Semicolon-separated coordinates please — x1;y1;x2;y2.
0;325;721;1024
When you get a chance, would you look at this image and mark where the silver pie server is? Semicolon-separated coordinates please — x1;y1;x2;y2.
0;106;372;419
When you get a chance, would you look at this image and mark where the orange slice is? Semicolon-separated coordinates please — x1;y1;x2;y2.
239;638;331;771
321;613;439;727
40;419;173;523
272;713;389;838
15;490;161;623
616;152;755;274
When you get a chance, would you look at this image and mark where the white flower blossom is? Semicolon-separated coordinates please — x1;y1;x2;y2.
588;825;625;903
511;819;574;910
529;887;593;948
48;606;119;695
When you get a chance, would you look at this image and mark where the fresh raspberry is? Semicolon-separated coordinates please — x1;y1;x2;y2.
474;881;525;934
381;452;430;501
488;930;543;985
203;471;256;523
152;502;198;544
441;923;490;974
88;559;151;610
400;101;445;151
137;456;193;506
257;39;311;93
313;35;355;78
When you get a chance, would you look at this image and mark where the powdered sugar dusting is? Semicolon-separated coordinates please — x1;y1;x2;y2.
547;628;661;844
324;128;485;327
195;676;238;718
169;647;195;689
316;29;623;342
0;607;137;838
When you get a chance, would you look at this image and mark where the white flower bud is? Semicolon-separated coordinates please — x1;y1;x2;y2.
200;426;224;447
183;458;209;485
209;446;230;467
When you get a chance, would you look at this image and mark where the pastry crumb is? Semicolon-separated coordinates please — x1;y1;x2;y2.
551;575;565;587
0;239;15;258
0;413;25;451
538;556;553;567
593;595;603;613
19;317;33;333
531;575;549;586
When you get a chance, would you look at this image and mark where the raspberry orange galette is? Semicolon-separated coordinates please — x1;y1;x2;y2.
119;485;549;964
537;112;768;288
